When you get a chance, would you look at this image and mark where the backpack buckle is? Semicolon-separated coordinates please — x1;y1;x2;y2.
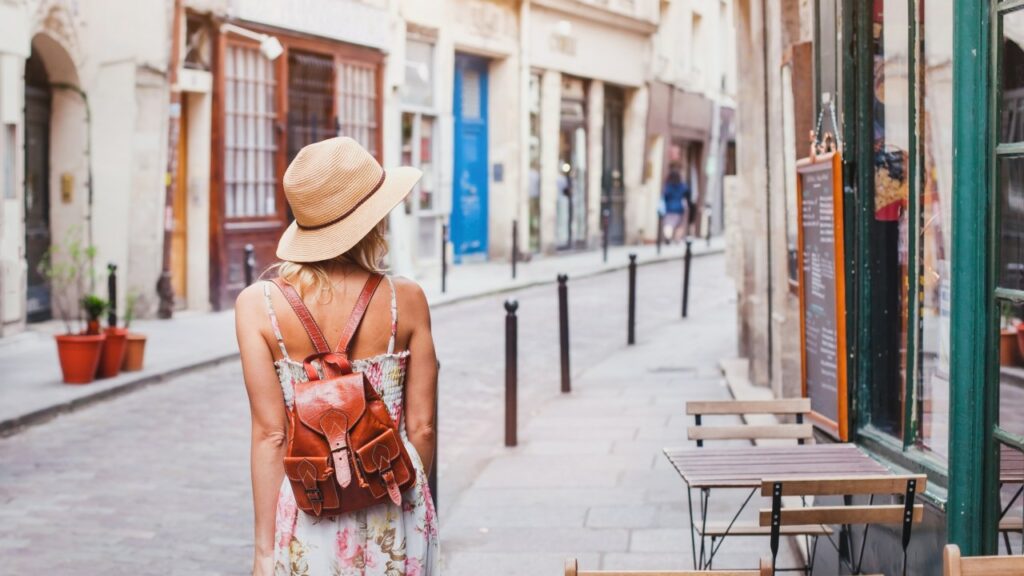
305;487;323;504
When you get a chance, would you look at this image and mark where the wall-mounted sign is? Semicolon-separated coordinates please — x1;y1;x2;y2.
797;151;848;440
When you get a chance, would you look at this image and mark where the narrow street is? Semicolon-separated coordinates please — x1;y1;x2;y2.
0;253;737;574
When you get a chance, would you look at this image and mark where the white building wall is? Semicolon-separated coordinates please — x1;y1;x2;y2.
0;0;170;334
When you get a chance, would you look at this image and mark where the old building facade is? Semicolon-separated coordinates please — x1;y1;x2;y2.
0;0;738;328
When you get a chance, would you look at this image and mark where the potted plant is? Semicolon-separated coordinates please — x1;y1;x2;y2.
38;229;107;384
121;291;147;372
95;282;129;378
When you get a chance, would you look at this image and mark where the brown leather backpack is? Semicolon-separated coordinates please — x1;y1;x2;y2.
271;275;415;517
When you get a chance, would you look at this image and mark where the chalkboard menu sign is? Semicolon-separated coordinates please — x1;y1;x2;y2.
796;152;848;440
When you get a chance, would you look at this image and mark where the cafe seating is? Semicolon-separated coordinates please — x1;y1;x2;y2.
686;399;814;447
759;475;926;575
943;544;1024;575
563;557;773;576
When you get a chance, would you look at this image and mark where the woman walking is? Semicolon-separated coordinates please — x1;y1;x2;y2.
661;162;691;243
235;137;439;576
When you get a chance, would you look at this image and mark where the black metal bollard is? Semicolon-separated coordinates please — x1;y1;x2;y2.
504;299;519;447
511;219;518;280
682;239;693;318
558;274;570;393
244;243;256;286
628;253;637;345
107;263;118;327
656;213;664;256
441;222;448;294
602;208;610;264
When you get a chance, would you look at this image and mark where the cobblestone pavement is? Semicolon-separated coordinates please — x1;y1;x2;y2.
0;254;736;574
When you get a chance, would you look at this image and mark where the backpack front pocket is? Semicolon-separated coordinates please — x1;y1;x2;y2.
283;456;340;515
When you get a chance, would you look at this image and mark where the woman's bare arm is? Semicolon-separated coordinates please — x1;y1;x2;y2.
235;285;288;574
398;279;438;475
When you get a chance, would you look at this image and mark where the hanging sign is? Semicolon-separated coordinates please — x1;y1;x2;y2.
796;150;848;440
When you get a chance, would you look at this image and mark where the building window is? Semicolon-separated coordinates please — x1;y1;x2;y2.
914;0;954;459
224;43;278;219
338;61;378;158
401;37;440;262
403;39;434;108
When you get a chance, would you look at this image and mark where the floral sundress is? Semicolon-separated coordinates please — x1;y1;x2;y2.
262;278;439;576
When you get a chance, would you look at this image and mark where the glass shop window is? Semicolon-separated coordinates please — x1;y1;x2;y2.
869;0;912;439
913;0;954;460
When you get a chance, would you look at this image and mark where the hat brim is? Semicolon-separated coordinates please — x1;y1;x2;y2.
276;166;422;263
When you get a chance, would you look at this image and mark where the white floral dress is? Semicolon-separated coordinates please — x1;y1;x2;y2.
263;279;439;576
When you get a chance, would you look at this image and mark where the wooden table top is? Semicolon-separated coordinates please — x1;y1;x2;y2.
663;443;890;489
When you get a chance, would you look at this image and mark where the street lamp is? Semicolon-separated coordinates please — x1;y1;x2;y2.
219;23;283;61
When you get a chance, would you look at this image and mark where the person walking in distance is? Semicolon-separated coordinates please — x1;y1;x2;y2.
661;162;691;243
235;137;438;576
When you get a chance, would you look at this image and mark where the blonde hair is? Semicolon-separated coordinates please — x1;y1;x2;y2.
269;221;389;300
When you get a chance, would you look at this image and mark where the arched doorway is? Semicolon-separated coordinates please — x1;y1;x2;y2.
24;48;51;322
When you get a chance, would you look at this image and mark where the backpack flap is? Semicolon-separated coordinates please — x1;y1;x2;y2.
356;428;413;505
293;373;367;489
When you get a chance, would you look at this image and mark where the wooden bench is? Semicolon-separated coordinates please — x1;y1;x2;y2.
759;475;926;575
686;399;814;447
564;558;772;576
944;544;1024;575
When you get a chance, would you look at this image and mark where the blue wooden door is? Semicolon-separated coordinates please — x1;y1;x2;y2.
452;55;489;260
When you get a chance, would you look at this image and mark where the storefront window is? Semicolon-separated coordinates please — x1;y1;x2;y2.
225;43;278;218
337;62;378;158
869;0;911;439
912;1;954;460
401;37;440;262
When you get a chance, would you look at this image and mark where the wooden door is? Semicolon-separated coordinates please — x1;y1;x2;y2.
24;50;51;322
602;86;626;245
452;54;489;260
211;37;287;309
171;98;188;303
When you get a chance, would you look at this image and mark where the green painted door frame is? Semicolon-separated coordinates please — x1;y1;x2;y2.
948;0;999;555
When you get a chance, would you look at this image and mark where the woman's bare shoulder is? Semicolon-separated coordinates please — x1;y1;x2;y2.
390;276;430;320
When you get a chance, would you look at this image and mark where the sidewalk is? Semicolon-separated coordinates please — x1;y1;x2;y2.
0;239;722;435
439;253;798;575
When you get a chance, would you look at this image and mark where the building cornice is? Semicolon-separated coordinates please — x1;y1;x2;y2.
532;0;659;36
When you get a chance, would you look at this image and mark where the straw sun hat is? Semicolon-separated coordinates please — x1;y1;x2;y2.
276;137;421;263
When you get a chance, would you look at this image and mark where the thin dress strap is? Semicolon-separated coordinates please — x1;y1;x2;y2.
386;276;398;354
262;281;290;361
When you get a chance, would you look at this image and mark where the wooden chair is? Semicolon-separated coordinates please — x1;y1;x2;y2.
685;398;822;570
686;399;814;447
759;475;927;576
943;544;1024;575
564;558;773;576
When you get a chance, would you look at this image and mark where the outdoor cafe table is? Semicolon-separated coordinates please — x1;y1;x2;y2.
663;443;890;569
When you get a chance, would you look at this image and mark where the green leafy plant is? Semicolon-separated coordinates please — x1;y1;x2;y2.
123;291;139;329
36;226;98;334
81;294;108;322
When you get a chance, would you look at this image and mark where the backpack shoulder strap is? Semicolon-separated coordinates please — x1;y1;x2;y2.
270;277;331;355
335;274;384;355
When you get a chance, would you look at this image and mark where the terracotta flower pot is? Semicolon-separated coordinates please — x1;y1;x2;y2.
55;333;106;384
1001;329;1020;367
85;319;101;336
97;327;129;379
121;333;147;372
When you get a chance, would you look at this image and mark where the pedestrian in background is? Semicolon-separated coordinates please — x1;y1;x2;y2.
235;137;439;576
662;162;691;243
